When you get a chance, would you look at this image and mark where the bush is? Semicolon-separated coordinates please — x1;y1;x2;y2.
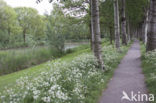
46;14;65;54
142;49;156;102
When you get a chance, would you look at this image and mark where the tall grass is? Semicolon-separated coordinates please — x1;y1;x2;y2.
0;43;90;76
0;47;61;75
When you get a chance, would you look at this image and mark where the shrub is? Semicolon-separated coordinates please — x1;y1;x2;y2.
144;50;156;66
46;13;65;54
142;49;156;103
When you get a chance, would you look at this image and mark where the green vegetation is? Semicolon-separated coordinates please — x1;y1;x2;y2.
0;42;130;103
0;44;90;89
0;43;90;76
0;1;90;50
0;47;53;75
141;44;156;102
0;0;155;102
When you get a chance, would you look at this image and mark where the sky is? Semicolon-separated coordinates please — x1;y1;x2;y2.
3;0;53;15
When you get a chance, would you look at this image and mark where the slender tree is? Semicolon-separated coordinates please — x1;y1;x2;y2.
146;0;156;51
109;26;113;44
91;0;104;70
141;5;149;44
90;0;95;52
144;10;149;44
114;0;120;50
127;18;131;42
142;14;146;43
121;0;127;45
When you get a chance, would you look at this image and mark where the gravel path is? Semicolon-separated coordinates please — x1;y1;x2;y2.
99;41;148;103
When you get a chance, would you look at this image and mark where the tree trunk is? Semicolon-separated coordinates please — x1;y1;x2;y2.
114;0;120;50
142;10;148;43
8;27;11;43
139;27;142;41
109;26;113;44
127;19;130;42
8;28;10;36
146;0;156;51
23;29;26;43
90;0;95;52
136;28;138;39
142;22;146;42
145;10;149;45
91;0;104;70
121;0;127;45
89;22;93;50
129;24;133;40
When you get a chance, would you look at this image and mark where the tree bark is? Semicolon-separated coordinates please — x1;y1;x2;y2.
139;27;142;41
90;0;95;52
141;10;149;43
114;0;120;50
91;0;104;70
23;29;26;43
142;22;146;42
8;28;10;36
89;22;93;50
146;0;156;51
8;27;11;43
127;19;130;42
121;0;127;45
145;10;149;45
109;26;113;44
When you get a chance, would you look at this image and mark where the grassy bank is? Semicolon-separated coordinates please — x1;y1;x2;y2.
0;47;58;75
0;42;130;103
0;45;90;90
141;44;156;103
0;43;89;76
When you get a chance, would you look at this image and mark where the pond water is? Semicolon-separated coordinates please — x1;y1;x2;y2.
0;42;89;52
64;42;89;50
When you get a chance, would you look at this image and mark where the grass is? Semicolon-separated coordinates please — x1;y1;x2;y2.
0;43;90;76
0;47;55;75
140;43;156;103
0;44;90;90
0;41;131;103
